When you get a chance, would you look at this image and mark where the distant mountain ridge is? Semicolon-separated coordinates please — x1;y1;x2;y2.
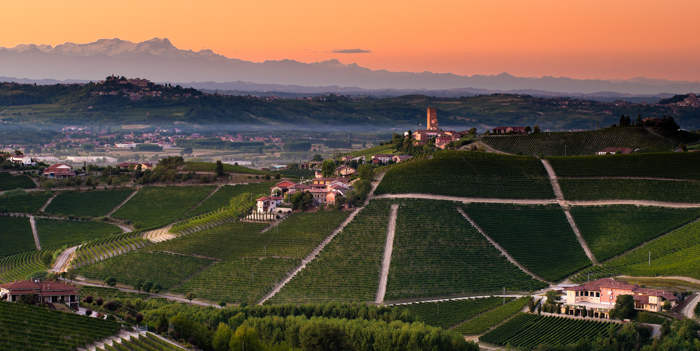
1;37;699;95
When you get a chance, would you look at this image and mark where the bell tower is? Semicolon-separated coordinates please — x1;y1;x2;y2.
427;108;438;130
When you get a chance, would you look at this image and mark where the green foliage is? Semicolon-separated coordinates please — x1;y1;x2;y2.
283;141;312;152
0;247;62;283
321;159;335;177
559;179;700;203
183;161;266;175
45;189;134;217
547;152;700;179
71;232;151;269
387;201;546;299
0;172;37;191
78;286;149;300
396;297;505;329
35;218;122;247
0;192;49;213
453;297;531;335
0;217;36;257
374;151;555;199
345;145;394;159
189;182;274;216
0;300;120;351
112;185;216;228
610;295;637;320
571;206;700;261
150;222;268;260
170;193;256;235
357;164;374;180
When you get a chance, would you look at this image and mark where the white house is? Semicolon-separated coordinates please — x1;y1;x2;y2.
9;155;36;166
114;143;138;148
256;196;283;213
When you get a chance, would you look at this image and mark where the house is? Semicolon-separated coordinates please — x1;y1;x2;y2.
270;180;298;197
596;147;633;155
43;164;75;178
9;155;36;166
492;126;527;134
326;188;346;205
0;280;80;310
335;165;356;177
392;155;413;163
312;177;348;186
371;154;393;164
256;196;283;213
116;162;154;170
114;143;138;148
412;130;442;141
563;278;677;318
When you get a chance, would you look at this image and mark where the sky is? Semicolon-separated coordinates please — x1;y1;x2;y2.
3;0;700;81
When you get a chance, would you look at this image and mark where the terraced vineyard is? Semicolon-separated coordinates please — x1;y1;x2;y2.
79;286;150;300
559;179;700;203
574;220;700;282
463;203;591;281
453;296;530;335
188;182;273;216
0;247;61;283
0;300;120;351
0;172;37;191
0;193;50;213
183;161;266;174
76;251;214;289
271;200;392;303
171;258;300;304
480;313;617;348
570;206;700;261
346;144;395;159
44;189;134;217
278;168;315;179
386;201;547;299
35;218;122;247
71;232;151;268
374;151;555;199
170;193;256;235
481;127;676;156
99;333;187;351
0;217;36;257
259;210;351;259
395;297;505;329
111;186;215;228
547;152;700;179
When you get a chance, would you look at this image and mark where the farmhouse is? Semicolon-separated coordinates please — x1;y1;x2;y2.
0;280;80;309
335;165;356;177
493;126;527;134
9;155;37;166
596;147;633;155
371;154;393;164
256;196;283;213
268;177;351;208
43;164;75;178
270;180;298;196
563;278;677;318
116;162;154;171
392;155;413;163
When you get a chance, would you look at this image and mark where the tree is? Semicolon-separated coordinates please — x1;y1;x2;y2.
533;125;541;133
180;147;193;156
353;179;372;201
312;154;323;162
215;160;225;177
41;251;53;267
525;126;532;134
104;277;116;287
135;313;144;323
468;127;477;135
620;114;626;126
274;173;281;179
663;300;672;311
95;298;103;306
637;114;642;125
133;279;144;293
610;295;637;320
142;281;154;293
357;164;374;181
85;309;92;317
212;323;233;351
84;295;93;304
229;325;266;351
322;159;336;177
300;322;353;351
545;290;561;305
42;180;55;191
581;307;588;317
185;292;197;303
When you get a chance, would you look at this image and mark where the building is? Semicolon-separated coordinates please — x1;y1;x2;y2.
270;180;298;197
493;126;527;134
596;147;633;155
256;196;283;213
563;278;677;318
114;143;138;148
427;108;439;130
0;280;80;310
392;155;413;163
9;155;36;166
116;162;154;171
371;154;393;164
335;165;356;177
43;164;75;178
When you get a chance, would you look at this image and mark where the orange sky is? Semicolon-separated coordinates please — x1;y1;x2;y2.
3;0;700;81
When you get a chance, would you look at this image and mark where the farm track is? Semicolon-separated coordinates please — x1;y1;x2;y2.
376;204;399;304
107;190;139;217
477;140;510;155
39;194;57;212
51;245;79;273
540;159;564;202
564;210;598;264
28;215;40;250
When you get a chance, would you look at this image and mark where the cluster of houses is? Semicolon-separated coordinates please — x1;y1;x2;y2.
409;108;468;149
256;173;352;213
0;280;81;310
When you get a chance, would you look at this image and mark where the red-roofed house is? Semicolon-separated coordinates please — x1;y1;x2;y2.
256;196;283;213
271;180;298;196
335;165;356;177
0;280;80;309
43;164;75;178
493;126;527;135
371;154;393;164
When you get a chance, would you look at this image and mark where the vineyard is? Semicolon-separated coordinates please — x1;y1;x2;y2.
559;179;700;203
76;251;215;290
573;220;700;282
0;246;61;283
98;333;187;351
480;313;617;348
111;186;215;228
386;201;547;300
169;193;256;236
44;189;134;217
0;300;120;351
0;172;37;191
0;217;36;257
0;192;50;213
271;200;392;303
277;168;315;179
453;296;530;335
346;144;395;159
35;218;123;247
463;203;591;281
570;206;700;261
481;127;676;156
79;286;149;300
71;232;152;269
395;297;505;329
547;152;700;179
187;182;272;216
374;151;555;199
171;258;300;304
183;161;266;174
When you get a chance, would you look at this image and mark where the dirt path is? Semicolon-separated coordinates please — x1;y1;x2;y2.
117;225;133;233
373;193;558;205
107;190;139;217
184;184;222;215
457;208;550;283
51;245;79;273
376;204;399;304
564;210;598;264
477;140;510;155
29;215;41;250
540;159;565;202
39;194;57;212
682;294;699;320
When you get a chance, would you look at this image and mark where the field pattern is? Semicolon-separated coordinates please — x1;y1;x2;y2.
0;247;61;283
260;210;351;259
78;286;150;300
111;186;215;228
183;162;266;174
188;182;273;216
570;206;700;261
374;151;554;199
0;193;50;213
100;334;187;351
463;203;591;281
71;232;151;268
453;296;530;335
44;189;134;217
480;313;616;348
0;300;120;351
170;193;256;235
386;201;547;300
171;258;300;304
395;297;505;329
346;144;395;159
271;200;392;303
0;217;36;257
0;172;37;191
35;218;122;248
547;153;700;179
481;127;675;156
278;168;315;179
559;179;700;203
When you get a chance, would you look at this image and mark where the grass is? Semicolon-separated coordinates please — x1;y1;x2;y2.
559;179;700;203
0;216;36;257
188;182;273;216
571;206;700;261
0;172;37;191
183;161;266;174
0;193;50;213
346;144;395;159
35;218;123;247
111;185;215;228
395;297;505;329
44;189;134;217
547;152;700;179
453;297;530;335
374;151;555;199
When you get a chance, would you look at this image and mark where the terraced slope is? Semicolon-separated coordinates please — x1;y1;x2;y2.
0;193;50;213
44;189;134;217
559;179;700;203
395;297;505;329
0;247;61;283
111;186;215;228
188;182;273;216
0;172;37;191
547;152;700;179
35;218;122;247
0;217;36;257
453;297;531;335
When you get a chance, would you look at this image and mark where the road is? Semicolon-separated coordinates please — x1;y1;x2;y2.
52;245;79;273
376;204;398;304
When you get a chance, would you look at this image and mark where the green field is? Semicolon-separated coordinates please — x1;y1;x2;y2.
559;179;700;203
0;300;120;351
188;182;273;216
481;127;677;156
0;172;37;191
374;151;555;199
0;247;62;283
346;144;395;159
547;152;700;179
0;217;36;257
0;193;50;213
480;313;617;348
45;189;134;217
35;218;123;247
76;251;215;289
171;258;299;304
386;201;547;300
183;161;266;174
71;232;151;269
78;286;150;300
571;206;700;261
395;297;505;329
277;168;315;179
453;297;530;335
111;185;215;228
463;203;591;281
260;210;351;259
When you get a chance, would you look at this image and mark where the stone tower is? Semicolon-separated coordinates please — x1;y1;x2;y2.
427;108;438;130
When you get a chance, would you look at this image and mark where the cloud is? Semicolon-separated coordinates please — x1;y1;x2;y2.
332;48;372;54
